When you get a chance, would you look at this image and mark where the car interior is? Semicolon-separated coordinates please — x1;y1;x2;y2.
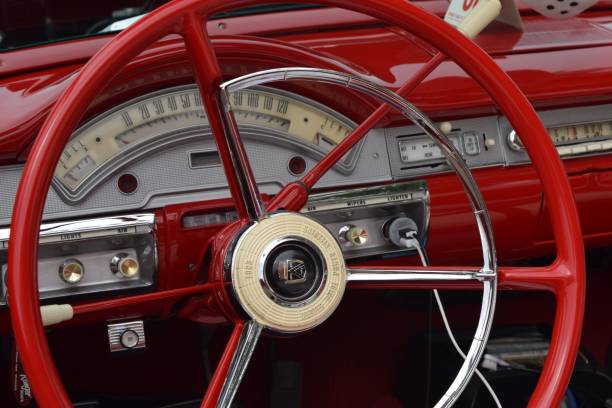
0;0;611;407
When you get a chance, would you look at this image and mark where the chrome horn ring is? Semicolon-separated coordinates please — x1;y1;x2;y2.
218;67;497;408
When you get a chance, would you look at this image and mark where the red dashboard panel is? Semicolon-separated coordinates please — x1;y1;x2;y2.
0;4;610;265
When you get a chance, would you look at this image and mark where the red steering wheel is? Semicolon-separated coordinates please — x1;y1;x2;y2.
8;0;584;407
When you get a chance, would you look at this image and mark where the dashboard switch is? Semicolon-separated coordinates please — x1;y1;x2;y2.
462;131;480;155
110;253;140;278
345;226;369;246
59;259;85;284
120;329;140;349
107;320;146;352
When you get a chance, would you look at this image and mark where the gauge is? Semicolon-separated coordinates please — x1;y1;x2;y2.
54;86;358;203
398;136;462;164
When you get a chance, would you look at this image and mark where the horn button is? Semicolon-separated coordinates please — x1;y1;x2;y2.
230;213;347;333
264;241;324;302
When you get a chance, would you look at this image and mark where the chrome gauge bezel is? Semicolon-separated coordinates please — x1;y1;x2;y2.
52;85;361;204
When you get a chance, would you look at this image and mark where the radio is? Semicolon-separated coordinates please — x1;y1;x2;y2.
508;120;612;157
502;102;612;164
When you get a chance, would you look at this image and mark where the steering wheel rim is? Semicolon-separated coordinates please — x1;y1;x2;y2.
7;1;584;407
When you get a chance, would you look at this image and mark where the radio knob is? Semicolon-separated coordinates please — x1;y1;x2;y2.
110;253;140;278
59;259;85;284
345;226;368;246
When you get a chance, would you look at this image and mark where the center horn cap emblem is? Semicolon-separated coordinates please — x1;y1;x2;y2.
231;212;347;333
278;259;307;284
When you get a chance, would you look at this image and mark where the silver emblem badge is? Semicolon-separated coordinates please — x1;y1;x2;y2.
277;259;307;285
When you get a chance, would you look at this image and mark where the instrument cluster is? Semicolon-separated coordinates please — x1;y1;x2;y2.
53;85;358;203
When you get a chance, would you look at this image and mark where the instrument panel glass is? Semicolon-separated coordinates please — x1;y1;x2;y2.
54;86;356;202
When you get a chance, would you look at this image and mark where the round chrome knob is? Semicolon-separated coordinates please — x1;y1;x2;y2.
110;253;140;278
120;329;140;349
345;226;368;246
59;259;85;284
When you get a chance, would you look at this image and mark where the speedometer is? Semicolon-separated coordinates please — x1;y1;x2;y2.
53;85;358;203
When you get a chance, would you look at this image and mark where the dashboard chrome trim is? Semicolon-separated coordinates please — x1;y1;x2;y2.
0;213;157;305
0;213;155;248
507;129;522;151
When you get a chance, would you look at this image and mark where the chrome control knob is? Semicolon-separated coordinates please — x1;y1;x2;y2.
120;329;140;349
345;226;369;246
59;259;85;284
110;253;140;278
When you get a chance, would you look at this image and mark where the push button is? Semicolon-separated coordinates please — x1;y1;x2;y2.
571;145;587;155
601;140;612;151
462;131;480;155
586;143;602;152
557;146;572;156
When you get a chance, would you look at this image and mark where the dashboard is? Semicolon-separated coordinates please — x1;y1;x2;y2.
0;4;611;309
1;80;612;303
0;5;609;407
3;85;612;226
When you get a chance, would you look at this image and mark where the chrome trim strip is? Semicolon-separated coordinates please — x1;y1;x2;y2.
0;213;155;249
216;320;263;408
300;180;429;213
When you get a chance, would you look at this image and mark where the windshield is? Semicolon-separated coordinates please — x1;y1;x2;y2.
0;1;318;52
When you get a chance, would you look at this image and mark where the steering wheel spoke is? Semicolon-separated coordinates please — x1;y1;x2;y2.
347;265;486;285
183;12;266;221
498;262;575;292
201;320;262;408
268;52;446;213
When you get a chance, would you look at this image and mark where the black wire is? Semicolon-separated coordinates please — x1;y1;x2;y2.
424;289;433;407
578;352;599;408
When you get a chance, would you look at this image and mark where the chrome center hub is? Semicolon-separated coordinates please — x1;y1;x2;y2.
231;212;346;333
